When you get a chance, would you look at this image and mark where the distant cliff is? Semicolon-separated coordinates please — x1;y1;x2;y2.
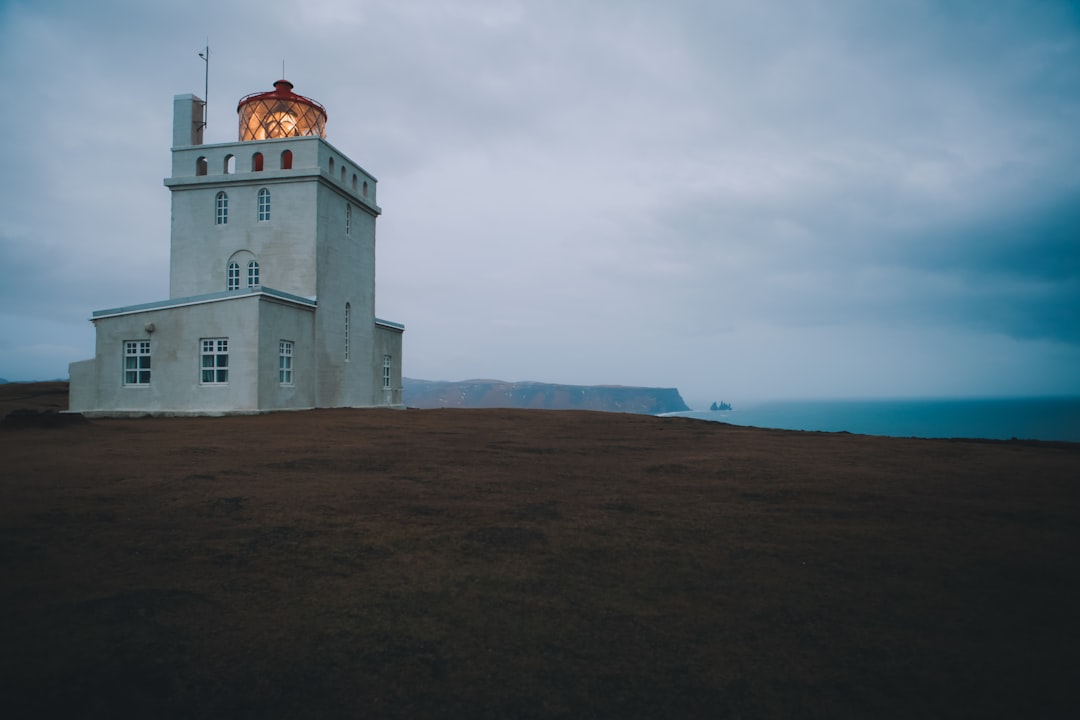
403;379;690;415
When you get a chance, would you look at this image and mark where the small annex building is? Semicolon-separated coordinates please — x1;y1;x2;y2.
69;79;404;414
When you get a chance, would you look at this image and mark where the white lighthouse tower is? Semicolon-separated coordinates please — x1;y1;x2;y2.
68;79;404;414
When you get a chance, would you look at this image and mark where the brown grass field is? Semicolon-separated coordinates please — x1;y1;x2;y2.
1;382;1078;718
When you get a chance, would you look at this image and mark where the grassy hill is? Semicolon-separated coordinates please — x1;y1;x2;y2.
2;383;1078;718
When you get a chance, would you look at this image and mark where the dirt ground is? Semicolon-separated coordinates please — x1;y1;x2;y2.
1;382;1078;719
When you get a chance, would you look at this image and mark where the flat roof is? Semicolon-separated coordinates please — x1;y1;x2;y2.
92;287;317;320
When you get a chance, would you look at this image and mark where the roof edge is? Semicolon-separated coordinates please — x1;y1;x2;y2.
91;287;317;319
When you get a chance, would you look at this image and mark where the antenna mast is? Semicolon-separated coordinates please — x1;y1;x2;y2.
198;43;209;131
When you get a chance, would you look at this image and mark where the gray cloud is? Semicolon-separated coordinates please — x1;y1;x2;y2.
1;0;1078;400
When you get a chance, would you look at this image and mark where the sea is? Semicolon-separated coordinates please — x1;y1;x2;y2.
666;397;1080;442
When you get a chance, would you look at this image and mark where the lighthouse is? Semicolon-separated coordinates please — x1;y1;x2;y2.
69;79;404;414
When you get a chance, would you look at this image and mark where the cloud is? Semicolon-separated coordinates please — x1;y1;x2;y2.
1;0;1078;398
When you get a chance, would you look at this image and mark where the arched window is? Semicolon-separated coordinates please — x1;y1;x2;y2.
224;154;235;174
227;262;240;291
281;149;292;170
252;152;264;172
362;181;369;197
329;157;335;174
257;188;271;222
345;203;351;235
352;173;358;191
344;303;350;361
196;157;208;176
247;261;260;287
215;192;228;225
341;167;346;182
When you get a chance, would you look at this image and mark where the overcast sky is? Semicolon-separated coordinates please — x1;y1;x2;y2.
1;0;1078;405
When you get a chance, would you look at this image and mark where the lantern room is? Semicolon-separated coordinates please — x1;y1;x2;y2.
237;80;327;141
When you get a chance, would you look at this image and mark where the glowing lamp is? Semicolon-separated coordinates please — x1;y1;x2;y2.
237;80;327;141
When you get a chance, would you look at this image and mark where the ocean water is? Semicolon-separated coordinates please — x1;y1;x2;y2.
668;397;1080;442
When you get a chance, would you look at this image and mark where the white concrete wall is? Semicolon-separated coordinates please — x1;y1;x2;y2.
165;137;380;303
168;133;378;205
312;180;378;407
168;175;320;299
71;295;318;414
68;358;99;412
172;94;205;148
84;297;264;413
170;136;322;179
374;324;404;407
257;298;316;410
315;141;379;209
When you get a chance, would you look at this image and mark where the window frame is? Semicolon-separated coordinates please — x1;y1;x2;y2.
200;338;229;385
382;354;392;389
123;340;151;386
227;261;240;291
257;188;271;222
279;340;294;386
215;191;228;225
247;260;260;288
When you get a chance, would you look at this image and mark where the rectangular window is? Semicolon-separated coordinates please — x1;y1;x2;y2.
382;354;392;389
200;338;229;384
123;340;151;385
279;340;293;385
